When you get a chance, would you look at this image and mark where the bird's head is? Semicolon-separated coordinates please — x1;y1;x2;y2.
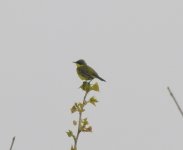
73;59;87;66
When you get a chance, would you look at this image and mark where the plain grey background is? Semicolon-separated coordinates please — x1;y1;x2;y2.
0;0;183;149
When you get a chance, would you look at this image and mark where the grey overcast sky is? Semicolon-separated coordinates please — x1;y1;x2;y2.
0;0;183;150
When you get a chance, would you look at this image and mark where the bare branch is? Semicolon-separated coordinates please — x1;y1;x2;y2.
167;86;183;118
9;136;16;150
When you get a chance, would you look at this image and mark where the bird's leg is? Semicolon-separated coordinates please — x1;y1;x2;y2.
88;79;93;84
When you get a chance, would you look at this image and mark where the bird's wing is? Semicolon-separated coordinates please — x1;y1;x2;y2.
88;66;106;81
88;66;99;77
78;66;94;79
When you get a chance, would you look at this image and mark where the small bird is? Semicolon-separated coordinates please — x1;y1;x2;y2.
73;59;106;82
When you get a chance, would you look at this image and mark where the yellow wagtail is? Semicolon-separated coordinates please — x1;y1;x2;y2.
73;59;106;82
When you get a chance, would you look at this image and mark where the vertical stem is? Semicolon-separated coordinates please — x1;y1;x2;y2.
10;136;16;150
74;91;89;150
167;87;183;118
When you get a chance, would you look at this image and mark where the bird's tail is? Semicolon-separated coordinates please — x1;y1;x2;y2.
97;76;106;82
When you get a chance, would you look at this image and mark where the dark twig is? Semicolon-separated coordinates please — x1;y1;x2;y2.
9;136;16;150
167;87;183;118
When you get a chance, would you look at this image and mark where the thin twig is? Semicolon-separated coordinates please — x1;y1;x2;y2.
9;136;16;150
74;91;89;149
167;86;183;118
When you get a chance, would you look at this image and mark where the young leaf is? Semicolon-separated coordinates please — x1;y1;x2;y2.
80;81;91;92
89;97;98;106
71;104;77;113
82;118;89;126
85;126;92;132
66;130;73;137
82;126;92;132
71;146;76;150
78;103;85;112
91;82;99;92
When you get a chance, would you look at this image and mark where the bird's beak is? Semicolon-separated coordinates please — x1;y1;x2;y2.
73;61;76;63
